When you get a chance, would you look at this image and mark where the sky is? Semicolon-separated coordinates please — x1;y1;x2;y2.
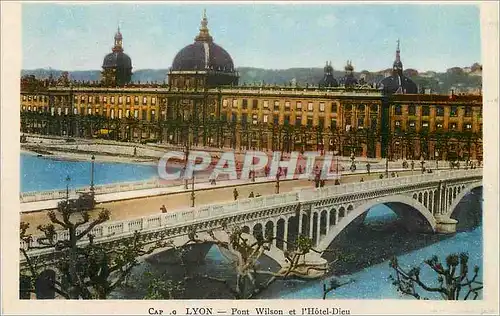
22;3;481;72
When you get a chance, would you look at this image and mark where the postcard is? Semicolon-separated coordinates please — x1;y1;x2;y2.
1;1;498;315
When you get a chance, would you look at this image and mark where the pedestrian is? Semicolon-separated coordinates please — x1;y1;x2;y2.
249;191;254;198
160;205;167;213
360;177;364;182
233;188;239;200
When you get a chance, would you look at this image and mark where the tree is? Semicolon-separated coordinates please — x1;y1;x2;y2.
19;194;163;299
147;223;347;300
389;252;483;300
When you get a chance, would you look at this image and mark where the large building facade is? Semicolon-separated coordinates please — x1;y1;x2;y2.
20;13;483;161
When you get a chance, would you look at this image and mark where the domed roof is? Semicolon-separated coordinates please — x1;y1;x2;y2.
102;51;132;69
319;61;339;88
172;41;235;72
171;11;235;73
102;27;132;70
379;75;418;94
378;39;417;94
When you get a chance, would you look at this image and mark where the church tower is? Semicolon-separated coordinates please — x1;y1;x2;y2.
101;27;133;86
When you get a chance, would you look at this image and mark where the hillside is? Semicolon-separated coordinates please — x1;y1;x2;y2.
22;64;482;94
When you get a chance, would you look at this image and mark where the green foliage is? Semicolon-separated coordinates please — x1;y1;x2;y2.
143;271;185;300
19;193;153;299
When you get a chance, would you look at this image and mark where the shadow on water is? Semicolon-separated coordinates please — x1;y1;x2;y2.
112;188;483;299
324;187;483;276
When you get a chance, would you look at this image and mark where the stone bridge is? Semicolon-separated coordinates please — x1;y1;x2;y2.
21;169;482;276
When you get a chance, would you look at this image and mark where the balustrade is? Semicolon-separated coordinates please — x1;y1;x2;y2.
20;169;482;258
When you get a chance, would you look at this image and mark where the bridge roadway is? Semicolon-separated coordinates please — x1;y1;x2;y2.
21;169;482;278
21;168;422;235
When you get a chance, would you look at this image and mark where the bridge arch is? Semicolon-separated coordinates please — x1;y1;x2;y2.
265;220;274;239
318;194;436;250
446;182;483;218
253;223;263;240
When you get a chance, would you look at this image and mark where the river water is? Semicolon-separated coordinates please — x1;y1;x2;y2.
20;154;483;299
21;153;158;192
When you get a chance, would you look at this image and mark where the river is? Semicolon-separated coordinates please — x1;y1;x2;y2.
21;153;158;192
20;154;483;299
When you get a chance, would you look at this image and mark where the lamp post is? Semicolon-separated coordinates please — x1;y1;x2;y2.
350;153;356;172
275;171;280;194
90;155;95;194
184;142;189;190
65;175;71;202
385;158;389;178
190;175;195;207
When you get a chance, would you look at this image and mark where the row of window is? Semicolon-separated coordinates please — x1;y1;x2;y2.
22;94;162;106
224;99;377;114
21;106;157;120
394;120;476;131
22;95;48;102
223;112;379;131
75;95;159;105
394;105;479;117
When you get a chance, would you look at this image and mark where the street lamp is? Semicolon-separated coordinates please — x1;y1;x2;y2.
190;176;195;207
184;142;189;190
90;155;95;194
65;175;71;202
350;153;356;172
385;158;389;178
275;171;280;194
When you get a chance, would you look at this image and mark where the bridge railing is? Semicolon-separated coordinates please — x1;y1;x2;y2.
20;178;165;203
20;191;300;251
20;169;481;252
298;168;482;201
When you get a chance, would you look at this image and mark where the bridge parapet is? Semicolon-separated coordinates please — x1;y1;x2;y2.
20;169;482;262
298;169;482;201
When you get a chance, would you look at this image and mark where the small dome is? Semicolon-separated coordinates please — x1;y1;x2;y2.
102;51;132;69
378;39;417;94
379;74;418;94
345;60;354;72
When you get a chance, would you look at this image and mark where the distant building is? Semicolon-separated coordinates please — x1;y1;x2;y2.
20;12;482;161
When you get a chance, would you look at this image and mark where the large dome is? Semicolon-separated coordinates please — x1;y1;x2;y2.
171;41;235;72
171;10;235;73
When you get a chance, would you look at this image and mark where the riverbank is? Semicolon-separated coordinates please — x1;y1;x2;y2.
21;134;464;170
21;146;159;165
